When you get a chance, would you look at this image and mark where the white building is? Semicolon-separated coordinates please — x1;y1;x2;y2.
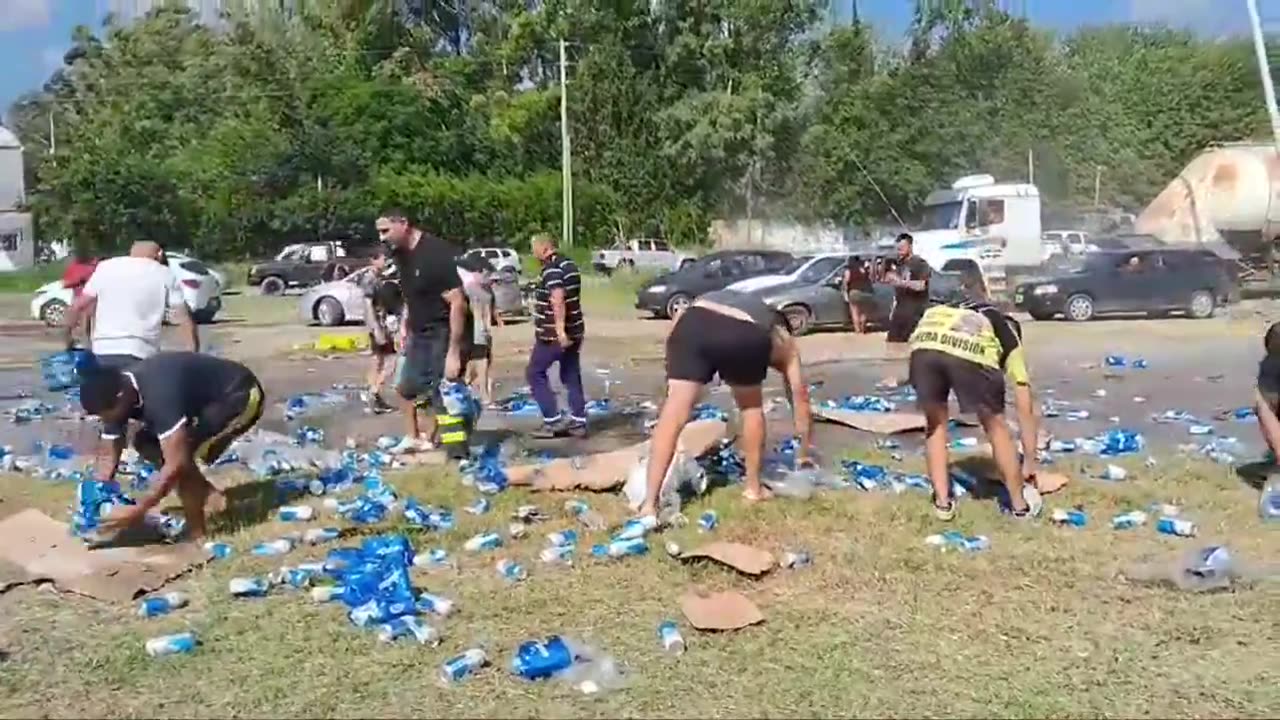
0;127;35;272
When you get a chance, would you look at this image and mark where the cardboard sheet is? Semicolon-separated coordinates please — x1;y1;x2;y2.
508;420;729;492
814;406;979;435
678;541;775;576
680;589;765;631
0;509;206;602
1033;471;1070;495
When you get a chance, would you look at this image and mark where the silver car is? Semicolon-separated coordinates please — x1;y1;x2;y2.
756;260;964;335
299;266;525;326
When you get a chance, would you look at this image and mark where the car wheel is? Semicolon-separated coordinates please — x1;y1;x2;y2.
781;305;812;336
39;299;67;328
664;292;691;318
1064;294;1095;322
620;259;636;272
315;297;345;327
1188;290;1215;319
260;276;286;296
1028;310;1053;321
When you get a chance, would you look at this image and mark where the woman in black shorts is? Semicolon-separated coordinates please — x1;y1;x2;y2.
635;289;814;522
843;255;873;334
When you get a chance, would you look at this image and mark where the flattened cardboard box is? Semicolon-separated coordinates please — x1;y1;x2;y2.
678;541;775;576
507;420;729;491
0;509;205;602
813;407;979;435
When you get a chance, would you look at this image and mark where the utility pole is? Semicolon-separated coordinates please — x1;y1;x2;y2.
559;39;574;248
1093;166;1103;207
1245;0;1280;151
47;111;55;157
1027;148;1034;185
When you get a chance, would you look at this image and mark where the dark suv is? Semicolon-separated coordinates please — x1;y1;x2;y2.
1014;249;1237;322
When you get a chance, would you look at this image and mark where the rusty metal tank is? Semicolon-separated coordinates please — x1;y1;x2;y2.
1135;143;1280;252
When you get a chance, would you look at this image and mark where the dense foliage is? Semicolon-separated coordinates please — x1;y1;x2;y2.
3;0;1272;258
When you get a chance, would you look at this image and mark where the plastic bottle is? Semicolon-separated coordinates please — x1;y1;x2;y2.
204;541;232;559
1156;517;1198;538
310;585;345;603
137;592;189;618
496;559;527;582
591;537;649;559
539;545;574;565
303;527;340;545
507;523;528;539
546;530;578;547
464;533;503;552
1050;508;1087;527
657;621;686;655
465;497;491;515
377;615;440;645
1048;440;1077;453
441;648;488;683
612;515;657;541
1260;478;1280;522
229;577;270;597
697;510;718;532
779;550;813;569
416;592;456;617
145;632;198;657
251;538;294;556
277;505;315;522
1111;511;1148;529
564;500;607;530
413;548;451;570
1099;464;1128;481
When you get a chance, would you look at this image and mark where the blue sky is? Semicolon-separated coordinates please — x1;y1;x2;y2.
0;0;1251;118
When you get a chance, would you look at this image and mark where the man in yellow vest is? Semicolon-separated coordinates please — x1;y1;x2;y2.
908;276;1042;521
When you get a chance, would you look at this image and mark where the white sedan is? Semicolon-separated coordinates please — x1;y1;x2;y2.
31;253;224;327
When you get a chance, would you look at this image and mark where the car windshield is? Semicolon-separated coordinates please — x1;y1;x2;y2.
781;255;814;274
798;256;846;284
914;201;963;231
276;244;306;261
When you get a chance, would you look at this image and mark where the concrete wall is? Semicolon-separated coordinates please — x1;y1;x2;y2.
0;213;36;271
0;147;24;210
710;219;848;255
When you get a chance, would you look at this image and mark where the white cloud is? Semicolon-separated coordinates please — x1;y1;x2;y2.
1129;0;1251;36
0;0;52;32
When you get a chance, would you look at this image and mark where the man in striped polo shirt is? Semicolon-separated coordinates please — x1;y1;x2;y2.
527;233;588;438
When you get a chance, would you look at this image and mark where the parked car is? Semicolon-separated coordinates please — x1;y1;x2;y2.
31;253;224;327
167;250;227;290
248;241;376;295
634;250;794;318
756;255;966;335
594;238;695;275
299;264;525;327
464;246;521;274
1043;230;1091;256
726;253;851;294
1013;248;1236;322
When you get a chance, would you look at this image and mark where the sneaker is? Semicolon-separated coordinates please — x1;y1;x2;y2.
1010;484;1043;519
531;420;567;440
932;495;957;521
367;392;394;414
565;420;588;438
389;436;433;455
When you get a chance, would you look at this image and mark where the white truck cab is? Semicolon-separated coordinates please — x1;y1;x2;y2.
907;175;1043;271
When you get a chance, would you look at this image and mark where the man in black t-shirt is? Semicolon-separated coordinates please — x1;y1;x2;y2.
1255;322;1280;463
376;209;471;454
79;352;265;541
885;233;931;384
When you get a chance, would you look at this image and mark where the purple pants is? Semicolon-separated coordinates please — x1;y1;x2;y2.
526;339;586;423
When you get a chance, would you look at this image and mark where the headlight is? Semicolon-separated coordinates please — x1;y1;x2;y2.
1032;284;1058;295
646;284;667;293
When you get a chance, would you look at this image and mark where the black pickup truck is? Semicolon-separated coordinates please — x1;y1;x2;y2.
247;241;377;295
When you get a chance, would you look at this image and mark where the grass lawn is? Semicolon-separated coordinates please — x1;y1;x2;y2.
1;448;1276;718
